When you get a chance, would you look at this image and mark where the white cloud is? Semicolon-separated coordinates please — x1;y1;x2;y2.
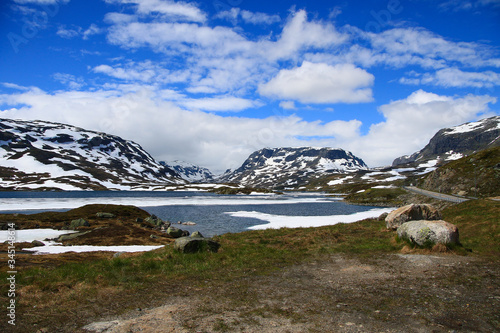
215;8;281;25
400;68;500;88
57;24;102;40
0;88;496;170
106;0;206;23
57;26;80;39
180;96;260;112
258;62;374;104
0;87;363;172
279;101;296;110
52;73;85;90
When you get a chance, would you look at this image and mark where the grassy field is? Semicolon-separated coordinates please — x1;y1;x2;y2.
0;199;498;332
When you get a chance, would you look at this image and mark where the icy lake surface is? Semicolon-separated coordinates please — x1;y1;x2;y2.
0;191;393;237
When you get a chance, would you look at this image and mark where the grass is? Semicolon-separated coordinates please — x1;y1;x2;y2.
441;199;500;256
0;200;498;331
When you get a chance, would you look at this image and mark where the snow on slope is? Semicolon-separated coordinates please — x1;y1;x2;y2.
0;118;185;190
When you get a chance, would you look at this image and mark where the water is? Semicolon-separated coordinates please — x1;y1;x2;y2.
0;191;391;237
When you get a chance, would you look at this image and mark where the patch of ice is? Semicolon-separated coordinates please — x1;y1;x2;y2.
24;245;164;255
0;229;77;243
226;207;394;230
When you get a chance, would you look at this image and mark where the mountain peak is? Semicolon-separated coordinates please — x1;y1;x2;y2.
219;147;367;189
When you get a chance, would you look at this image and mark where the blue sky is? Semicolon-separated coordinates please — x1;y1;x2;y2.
1;0;499;172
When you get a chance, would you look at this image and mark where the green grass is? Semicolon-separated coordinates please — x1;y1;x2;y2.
0;200;497;331
441;199;500;256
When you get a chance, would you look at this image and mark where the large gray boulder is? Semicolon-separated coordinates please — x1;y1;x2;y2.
173;237;220;253
397;220;459;247
386;204;442;230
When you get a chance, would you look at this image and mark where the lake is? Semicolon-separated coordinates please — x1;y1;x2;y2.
0;191;393;237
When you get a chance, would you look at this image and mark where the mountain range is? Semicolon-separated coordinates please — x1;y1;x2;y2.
0;116;499;191
0;118;184;190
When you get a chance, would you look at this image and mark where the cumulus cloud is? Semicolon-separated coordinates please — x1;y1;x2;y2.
0;87;364;172
258;62;374;104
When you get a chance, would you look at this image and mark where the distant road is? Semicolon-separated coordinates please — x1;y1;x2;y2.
403;186;470;203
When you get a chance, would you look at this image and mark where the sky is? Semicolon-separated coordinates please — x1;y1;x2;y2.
0;0;499;173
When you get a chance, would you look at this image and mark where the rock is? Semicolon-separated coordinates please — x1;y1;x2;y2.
385;204;442;230
31;240;44;246
150;234;158;239
166;226;185;238
173;237;220;253
191;231;204;238
96;212;116;218
70;218;90;229
113;252;124;258
182;221;196;225
397;220;460;247
378;212;389;221
145;215;169;228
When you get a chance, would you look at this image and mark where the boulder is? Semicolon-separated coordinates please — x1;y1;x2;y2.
190;231;204;238
145;215;169;228
96;212;116;218
173;237;220;253
31;240;44;247
385;204;442;230
166;226;186;238
397;220;460;247
70;218;90;229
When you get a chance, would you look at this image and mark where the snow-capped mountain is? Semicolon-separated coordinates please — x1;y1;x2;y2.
393;116;500;167
0;118;185;190
160;160;214;183
218;147;368;189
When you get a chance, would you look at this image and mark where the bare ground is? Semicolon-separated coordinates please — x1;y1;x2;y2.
80;253;499;333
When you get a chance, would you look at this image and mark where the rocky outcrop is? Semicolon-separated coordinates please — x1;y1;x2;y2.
397;220;460;247
385;204;441;230
173;236;220;253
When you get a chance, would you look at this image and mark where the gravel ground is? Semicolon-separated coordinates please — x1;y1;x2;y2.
82;253;500;333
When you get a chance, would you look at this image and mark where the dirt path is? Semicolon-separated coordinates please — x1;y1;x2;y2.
81;253;499;333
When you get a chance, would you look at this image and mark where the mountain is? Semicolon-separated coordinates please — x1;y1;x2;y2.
218;147;368;189
160;160;214;183
0;118;185;190
393;116;500;167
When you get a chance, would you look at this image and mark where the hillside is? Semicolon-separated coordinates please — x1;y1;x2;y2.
218;147;367;189
0;118;185;190
393;116;500;167
420;146;500;198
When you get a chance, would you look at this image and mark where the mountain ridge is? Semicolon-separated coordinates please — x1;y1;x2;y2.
392;116;500;167
218;147;368;189
0;118;185;190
